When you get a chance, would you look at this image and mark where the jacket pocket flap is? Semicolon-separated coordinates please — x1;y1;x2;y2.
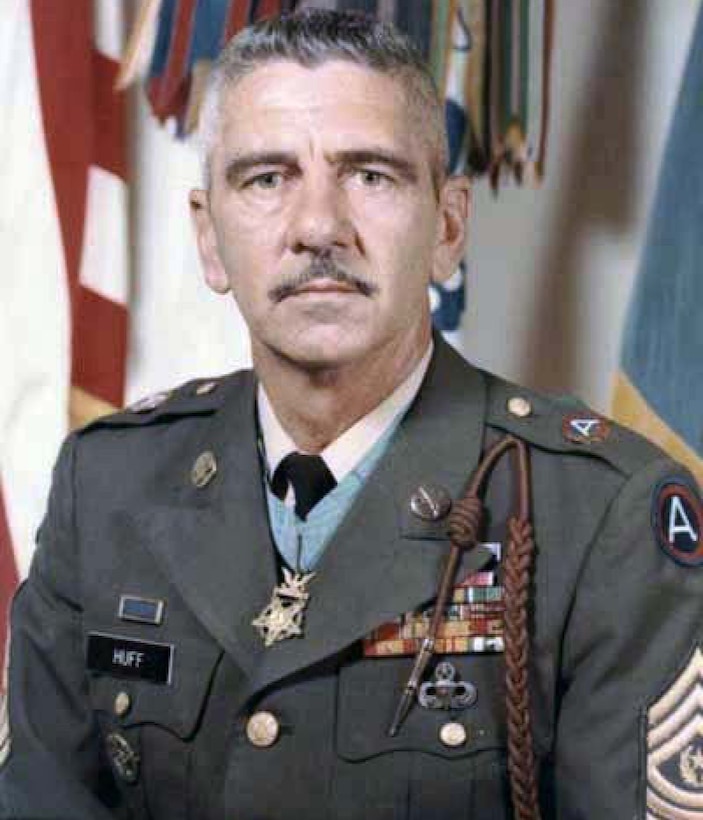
88;636;222;738
336;654;507;761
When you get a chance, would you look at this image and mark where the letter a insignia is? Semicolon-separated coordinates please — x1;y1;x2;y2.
562;412;612;444
653;480;703;567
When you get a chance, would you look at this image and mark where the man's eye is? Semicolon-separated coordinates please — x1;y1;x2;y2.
247;172;284;190
355;169;391;187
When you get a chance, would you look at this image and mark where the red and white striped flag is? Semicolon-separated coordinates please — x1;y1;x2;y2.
0;489;17;670
0;0;129;664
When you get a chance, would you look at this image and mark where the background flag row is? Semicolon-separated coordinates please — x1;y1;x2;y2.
122;0;552;185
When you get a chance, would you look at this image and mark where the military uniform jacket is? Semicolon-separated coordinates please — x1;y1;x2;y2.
2;339;703;820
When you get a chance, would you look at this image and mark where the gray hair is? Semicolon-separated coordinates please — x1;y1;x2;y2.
198;9;448;191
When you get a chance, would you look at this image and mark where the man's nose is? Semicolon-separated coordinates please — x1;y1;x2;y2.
285;172;355;253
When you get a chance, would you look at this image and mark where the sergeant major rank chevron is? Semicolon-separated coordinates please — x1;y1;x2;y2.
647;645;703;818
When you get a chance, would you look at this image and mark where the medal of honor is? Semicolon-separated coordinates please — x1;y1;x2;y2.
252;568;316;646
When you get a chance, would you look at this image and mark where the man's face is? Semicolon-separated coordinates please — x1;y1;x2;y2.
191;59;469;371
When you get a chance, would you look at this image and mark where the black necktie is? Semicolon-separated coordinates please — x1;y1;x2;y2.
271;453;337;520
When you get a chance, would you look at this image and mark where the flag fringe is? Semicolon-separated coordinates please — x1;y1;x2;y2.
612;372;703;490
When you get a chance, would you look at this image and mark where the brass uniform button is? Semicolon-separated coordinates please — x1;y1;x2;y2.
439;721;468;748
507;396;532;419
246;711;280;748
410;484;452;522
195;380;218;396
114;691;131;718
191;451;217;488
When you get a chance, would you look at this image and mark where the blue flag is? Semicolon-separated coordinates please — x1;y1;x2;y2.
613;3;703;487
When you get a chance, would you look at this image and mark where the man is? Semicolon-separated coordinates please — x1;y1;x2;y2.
2;10;703;820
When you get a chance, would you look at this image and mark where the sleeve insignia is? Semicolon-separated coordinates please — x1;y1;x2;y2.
562;412;612;444
647;645;703;818
0;691;10;768
653;479;703;567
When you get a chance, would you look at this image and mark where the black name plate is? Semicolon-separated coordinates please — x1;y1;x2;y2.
86;632;174;684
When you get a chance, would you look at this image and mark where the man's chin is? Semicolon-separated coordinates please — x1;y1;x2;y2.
274;333;370;372
286;347;361;372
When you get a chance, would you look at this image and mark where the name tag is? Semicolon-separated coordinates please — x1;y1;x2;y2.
86;632;174;684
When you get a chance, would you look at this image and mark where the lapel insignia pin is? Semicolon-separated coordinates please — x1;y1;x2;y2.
191;451;217;488
418;661;477;710
410;484;452;521
253;568;316;647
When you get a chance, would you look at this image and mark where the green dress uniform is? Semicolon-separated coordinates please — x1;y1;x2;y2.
2;338;702;819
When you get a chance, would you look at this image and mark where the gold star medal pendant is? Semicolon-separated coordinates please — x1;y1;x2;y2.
252;567;316;647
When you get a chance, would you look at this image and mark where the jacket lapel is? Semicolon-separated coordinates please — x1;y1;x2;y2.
134;340;492;694
136;372;277;678
251;339;492;694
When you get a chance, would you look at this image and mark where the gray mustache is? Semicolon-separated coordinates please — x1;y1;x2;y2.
269;256;378;302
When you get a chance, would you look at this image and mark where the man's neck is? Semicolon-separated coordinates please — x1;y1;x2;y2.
254;330;431;453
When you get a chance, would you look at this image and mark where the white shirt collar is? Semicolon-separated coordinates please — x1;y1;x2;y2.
258;341;433;484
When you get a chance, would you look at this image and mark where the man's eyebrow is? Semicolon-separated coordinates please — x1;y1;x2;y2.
224;152;298;184
329;150;419;183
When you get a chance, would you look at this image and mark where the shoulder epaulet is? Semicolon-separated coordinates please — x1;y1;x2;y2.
77;372;248;435
484;372;666;478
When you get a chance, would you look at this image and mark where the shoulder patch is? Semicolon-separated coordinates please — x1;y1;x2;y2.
652;479;703;567
646;644;703;816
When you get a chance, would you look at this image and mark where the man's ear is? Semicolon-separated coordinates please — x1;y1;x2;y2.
432;174;471;286
189;189;231;294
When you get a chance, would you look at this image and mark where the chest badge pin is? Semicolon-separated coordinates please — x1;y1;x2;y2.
418;661;478;710
252;568;316;647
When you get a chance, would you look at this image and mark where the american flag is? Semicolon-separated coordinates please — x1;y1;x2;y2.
0;0;129;666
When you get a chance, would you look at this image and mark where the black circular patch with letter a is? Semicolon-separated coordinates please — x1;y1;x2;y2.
653;479;703;566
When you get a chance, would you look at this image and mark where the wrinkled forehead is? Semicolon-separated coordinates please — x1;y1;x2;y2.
212;59;433;171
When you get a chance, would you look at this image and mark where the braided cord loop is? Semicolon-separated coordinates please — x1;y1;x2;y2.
455;435;541;820
388;434;542;820
504;515;541;820
447;494;483;548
